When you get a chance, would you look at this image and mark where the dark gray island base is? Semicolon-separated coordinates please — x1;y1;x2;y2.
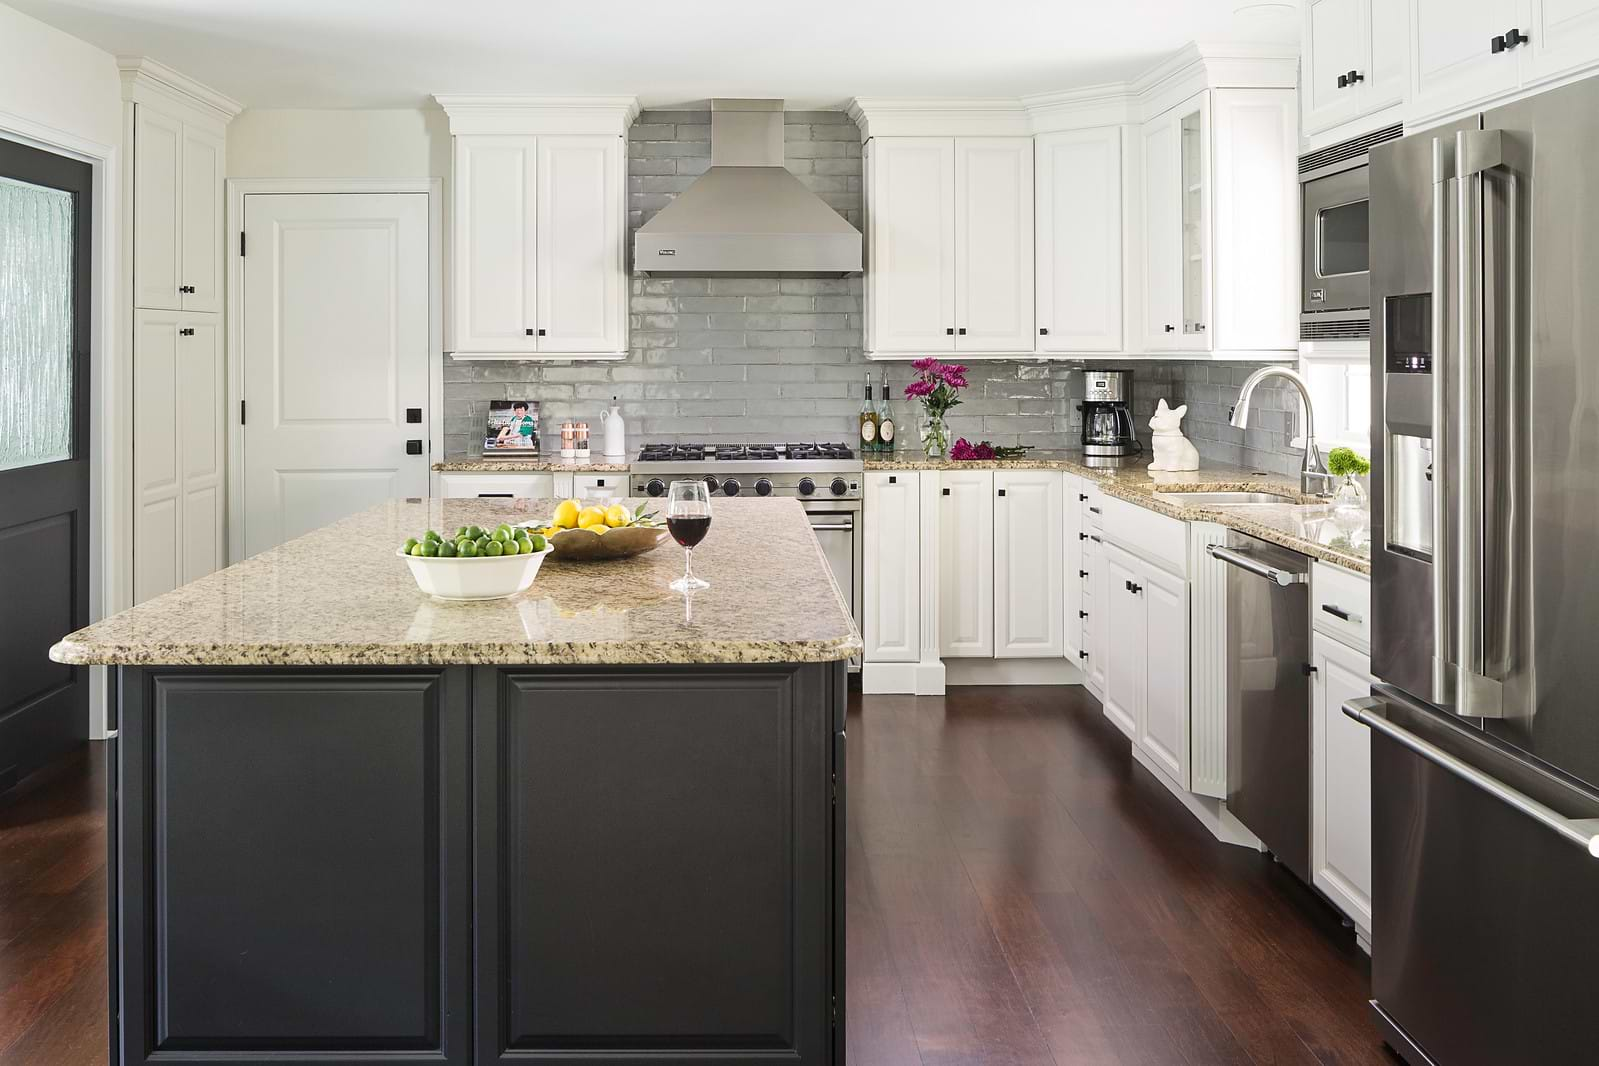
108;661;846;1066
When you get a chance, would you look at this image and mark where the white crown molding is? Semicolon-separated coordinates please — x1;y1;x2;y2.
434;94;641;136
117;56;242;125
852;39;1299;138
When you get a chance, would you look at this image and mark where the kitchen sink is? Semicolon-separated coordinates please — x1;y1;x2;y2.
1154;491;1299;506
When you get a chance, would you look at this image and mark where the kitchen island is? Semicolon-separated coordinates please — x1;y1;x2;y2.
52;497;859;1066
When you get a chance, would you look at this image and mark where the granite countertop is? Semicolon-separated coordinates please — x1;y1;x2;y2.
865;449;1371;573
434;457;632;473
51;498;862;667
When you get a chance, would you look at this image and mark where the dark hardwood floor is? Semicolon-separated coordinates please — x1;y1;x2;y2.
0;685;1392;1065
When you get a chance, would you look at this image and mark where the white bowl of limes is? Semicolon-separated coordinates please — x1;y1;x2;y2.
398;523;553;601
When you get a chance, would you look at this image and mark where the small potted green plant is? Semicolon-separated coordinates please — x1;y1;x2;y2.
1326;446;1371;511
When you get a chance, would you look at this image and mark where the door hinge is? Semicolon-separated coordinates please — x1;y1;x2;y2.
239;399;246;425
239;231;246;257
831;994;838;1027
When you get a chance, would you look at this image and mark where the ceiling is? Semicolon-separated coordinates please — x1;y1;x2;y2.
9;0;1300;111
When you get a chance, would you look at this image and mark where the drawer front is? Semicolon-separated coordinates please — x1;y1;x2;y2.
571;473;624;499
1312;561;1371;651
439;473;557;499
1101;494;1186;577
1080;481;1106;528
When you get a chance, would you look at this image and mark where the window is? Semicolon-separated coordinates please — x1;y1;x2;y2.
0;174;74;470
1298;343;1372;454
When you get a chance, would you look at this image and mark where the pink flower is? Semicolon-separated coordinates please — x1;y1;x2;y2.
904;379;935;398
910;356;940;372
949;438;976;460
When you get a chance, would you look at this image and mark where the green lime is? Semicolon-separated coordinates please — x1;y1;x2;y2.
419;540;439;557
458;540;479;558
483;540;504;557
490;528;510;543
466;525;484;540
514;537;532;554
410;543;426;557
402;537;419;554
423;529;442;543
438;539;457;557
454;526;468;538
529;533;546;552
496;523;514;537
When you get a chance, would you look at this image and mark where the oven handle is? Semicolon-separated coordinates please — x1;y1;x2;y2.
1344;697;1599;856
1206;544;1307;587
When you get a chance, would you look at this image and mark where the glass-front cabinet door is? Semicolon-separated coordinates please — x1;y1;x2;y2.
1141;91;1211;353
1179;105;1208;342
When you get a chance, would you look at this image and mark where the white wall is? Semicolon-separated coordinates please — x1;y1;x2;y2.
227;108;449;178
0;2;121;149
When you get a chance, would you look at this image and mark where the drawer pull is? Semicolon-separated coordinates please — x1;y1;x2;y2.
1079;569;1088;578
1088;534;1101;543
1079;610;1088;619
1079;532;1087;541
1321;604;1363;623
1088;506;1101;515
478;492;514;498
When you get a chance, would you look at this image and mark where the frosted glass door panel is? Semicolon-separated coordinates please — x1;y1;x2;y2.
0;175;73;471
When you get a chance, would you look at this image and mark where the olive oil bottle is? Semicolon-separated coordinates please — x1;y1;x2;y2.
858;372;879;453
876;372;895;453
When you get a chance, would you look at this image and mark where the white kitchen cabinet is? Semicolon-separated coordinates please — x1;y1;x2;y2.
1102;539;1191;785
864;472;921;662
449;131;628;358
131;106;223;314
994;470;1064;657
1101;543;1143;740
1085;513;1109;696
1035;128;1123;353
133;311;223;602
1063;475;1086;664
571;472;624;499
1311;629;1374;937
938;470;995;657
438;472;558;499
1302;0;1409;136
1410;0;1525;119
1522;0;1599;86
1141;89;1296;358
866;137;1034;355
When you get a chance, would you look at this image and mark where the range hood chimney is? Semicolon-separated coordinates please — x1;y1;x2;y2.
633;99;863;277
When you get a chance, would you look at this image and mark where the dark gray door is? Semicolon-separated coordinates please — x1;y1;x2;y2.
0;137;92;793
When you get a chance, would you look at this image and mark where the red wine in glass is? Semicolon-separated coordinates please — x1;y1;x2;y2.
667;515;711;548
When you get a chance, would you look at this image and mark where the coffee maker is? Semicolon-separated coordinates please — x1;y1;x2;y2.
1078;369;1141;457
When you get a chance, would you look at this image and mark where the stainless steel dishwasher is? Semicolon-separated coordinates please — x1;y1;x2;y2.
1209;531;1311;880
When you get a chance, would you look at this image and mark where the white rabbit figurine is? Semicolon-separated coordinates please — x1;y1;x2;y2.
1147;398;1200;471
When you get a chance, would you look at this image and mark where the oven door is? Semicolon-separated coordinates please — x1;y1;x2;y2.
803;504;862;668
1302;161;1371;315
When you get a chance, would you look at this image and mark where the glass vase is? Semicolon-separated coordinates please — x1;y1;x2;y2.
1333;472;1368;513
920;412;948;459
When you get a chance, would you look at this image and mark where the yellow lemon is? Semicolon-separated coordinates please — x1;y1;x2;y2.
577;506;607;529
604;504;630;528
551;499;581;529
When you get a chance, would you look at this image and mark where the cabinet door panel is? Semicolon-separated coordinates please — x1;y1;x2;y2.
1102;544;1142;739
1036;129;1122;352
994;470;1064;657
133;312;180;603
954;138;1033;352
536;136;623;353
938;471;994;657
180;124;223;314
868;138;956;352
1139;563;1189;786
1140;112;1182;350
453;137;538;352
177;319;223;583
1410;0;1522;119
1086;536;1108;694
864;472;920;661
133;106;183;311
1522;0;1599;87
1365;0;1410;114
1313;634;1374;930
1303;0;1365;134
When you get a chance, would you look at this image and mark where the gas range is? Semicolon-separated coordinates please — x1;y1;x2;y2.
629;443;863;499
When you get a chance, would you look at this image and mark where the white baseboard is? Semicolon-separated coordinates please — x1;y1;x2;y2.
944;658;1085;686
1131;743;1263;851
861;659;946;695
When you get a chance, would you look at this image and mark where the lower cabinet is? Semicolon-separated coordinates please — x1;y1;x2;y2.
1311;628;1374;938
864;472;921;662
438;471;560;499
938;470;995;656
1102;540;1190;786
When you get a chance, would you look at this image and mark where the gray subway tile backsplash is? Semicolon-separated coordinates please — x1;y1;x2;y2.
443;110;1307;477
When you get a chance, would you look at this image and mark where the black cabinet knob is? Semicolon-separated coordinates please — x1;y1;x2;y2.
1079;532;1087;541
178;327;194;336
1079;610;1088;619
1039;327;1049;335
1079;650;1088;659
942;487;951;496
1347;69;1364;84
957;327;967;336
997;488;1006;497
538;328;547;336
1164;324;1175;332
945;327;955;336
1078;493;1088;501
406;407;422;424
525;328;535;336
1079;569;1088;578
179;284;195;293
405;439;423;455
1337;73;1349;88
1505;27;1528;48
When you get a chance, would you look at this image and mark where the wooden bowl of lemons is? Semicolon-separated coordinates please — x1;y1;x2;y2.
521;500;669;562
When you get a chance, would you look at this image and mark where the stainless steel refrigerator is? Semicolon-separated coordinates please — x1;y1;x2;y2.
1356;74;1599;1066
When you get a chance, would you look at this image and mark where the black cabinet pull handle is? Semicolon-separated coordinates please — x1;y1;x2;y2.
1347;69;1364;84
1078;493;1088;501
538;328;547;336
1039;327;1049;335
1130;583;1142;595
1088;506;1101;515
1302;662;1319;677
405;439;423;455
945;327;955;335
1079;532;1087;541
1079;650;1088;659
1336;73;1349;88
178;327;194;336
526;328;535;336
1079;610;1088;619
1320;603;1363;622
1124;580;1132;592
888;475;896;484
1079;569;1088;578
406;407;422;424
1088;534;1101;543
1164;324;1175;332
958;327;967;336
942;487;950;496
1504;27;1528;48
997;488;1006;497
179;284;195;293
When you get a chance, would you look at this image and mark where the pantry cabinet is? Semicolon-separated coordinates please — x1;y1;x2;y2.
864;472;921;662
1302;0;1408;136
450;134;626;357
865;137;1033;355
131;106;224;314
994;470;1064;657
1140;89;1296;358
938;470;995;657
1035;128;1123;353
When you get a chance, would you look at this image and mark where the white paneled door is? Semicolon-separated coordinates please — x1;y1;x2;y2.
241;193;431;557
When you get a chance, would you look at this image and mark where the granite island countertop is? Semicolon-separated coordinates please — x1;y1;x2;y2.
51;497;862;667
433;457;632;473
865;449;1371;573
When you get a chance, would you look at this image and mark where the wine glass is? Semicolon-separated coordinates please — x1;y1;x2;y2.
666;480;712;592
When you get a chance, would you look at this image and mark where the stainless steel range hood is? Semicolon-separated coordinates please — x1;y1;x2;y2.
633;99;862;277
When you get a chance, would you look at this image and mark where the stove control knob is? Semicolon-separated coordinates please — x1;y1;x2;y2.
798;477;816;496
703;475;720;493
755;478;773;497
645;478;667;498
830;477;849;497
722;478;741;497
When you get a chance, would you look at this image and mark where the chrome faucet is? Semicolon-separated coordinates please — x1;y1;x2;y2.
1229;366;1334;497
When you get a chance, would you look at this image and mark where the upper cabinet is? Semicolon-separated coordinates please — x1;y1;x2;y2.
125;68;229;315
865;137;1033;355
437;96;638;360
1410;0;1526;119
1302;0;1408;137
1142;89;1297;358
1036;128;1123;353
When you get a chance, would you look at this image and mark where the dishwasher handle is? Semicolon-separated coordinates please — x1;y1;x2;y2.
1344;697;1599;857
1206;543;1308;587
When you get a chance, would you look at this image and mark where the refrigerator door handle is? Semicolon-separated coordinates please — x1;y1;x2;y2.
1431;135;1456;706
1453;128;1508;718
1344;697;1599;854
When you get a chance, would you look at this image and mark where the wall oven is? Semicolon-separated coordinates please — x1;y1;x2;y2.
1298;124;1403;341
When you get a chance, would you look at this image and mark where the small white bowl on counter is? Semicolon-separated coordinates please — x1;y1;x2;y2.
397;545;555;601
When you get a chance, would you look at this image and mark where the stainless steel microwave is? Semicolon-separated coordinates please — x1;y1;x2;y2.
1298;124;1402;340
